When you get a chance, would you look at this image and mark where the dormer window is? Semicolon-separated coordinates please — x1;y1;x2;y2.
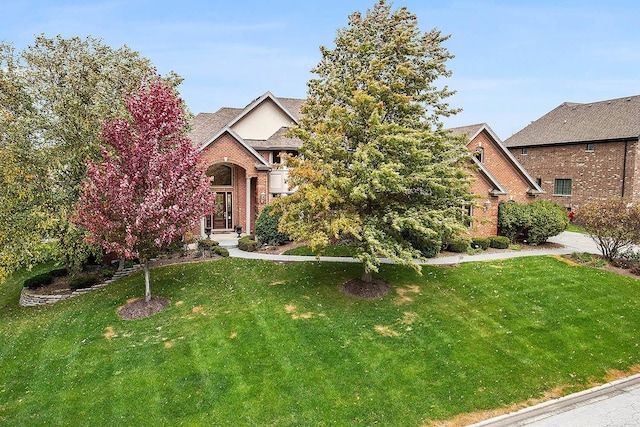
475;147;484;162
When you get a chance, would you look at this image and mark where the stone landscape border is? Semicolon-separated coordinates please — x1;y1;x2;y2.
19;265;141;307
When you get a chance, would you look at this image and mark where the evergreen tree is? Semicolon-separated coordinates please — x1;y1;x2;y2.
274;0;474;282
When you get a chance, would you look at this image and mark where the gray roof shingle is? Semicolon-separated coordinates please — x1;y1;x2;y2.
189;108;241;147
504;95;640;148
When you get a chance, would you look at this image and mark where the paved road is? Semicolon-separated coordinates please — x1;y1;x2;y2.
471;375;640;427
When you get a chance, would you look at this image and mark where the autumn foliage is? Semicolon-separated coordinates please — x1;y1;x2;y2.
575;197;640;261
74;80;215;299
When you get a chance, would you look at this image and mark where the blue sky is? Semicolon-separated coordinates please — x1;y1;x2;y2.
2;0;639;139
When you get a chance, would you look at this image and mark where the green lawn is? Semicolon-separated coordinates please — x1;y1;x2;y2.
1;256;639;426
567;223;587;234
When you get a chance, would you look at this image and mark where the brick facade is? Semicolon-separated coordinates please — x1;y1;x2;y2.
509;140;640;210
503;95;640;210
196;132;270;235
449;124;543;238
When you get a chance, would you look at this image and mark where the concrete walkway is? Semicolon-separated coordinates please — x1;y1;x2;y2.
215;231;640;426
215;231;601;266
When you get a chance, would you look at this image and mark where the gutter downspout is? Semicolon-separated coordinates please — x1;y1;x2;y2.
622;140;629;198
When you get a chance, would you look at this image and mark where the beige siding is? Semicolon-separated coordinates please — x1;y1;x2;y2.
231;99;294;140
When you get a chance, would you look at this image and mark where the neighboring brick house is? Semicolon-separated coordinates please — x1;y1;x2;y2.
504;95;640;210
189;92;303;235
448;124;544;237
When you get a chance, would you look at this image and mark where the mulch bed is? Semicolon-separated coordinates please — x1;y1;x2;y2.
339;278;391;299
117;296;170;320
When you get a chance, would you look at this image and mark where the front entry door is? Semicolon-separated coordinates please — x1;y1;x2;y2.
214;192;232;230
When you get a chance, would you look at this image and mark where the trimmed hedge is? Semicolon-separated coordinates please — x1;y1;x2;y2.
447;239;470;253
255;205;289;246
498;200;568;244
212;246;230;257
68;274;99;290
198;239;219;251
489;236;510;249
238;236;259;252
23;272;54;290
471;238;490;250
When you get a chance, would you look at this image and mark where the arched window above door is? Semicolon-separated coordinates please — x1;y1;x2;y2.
206;164;232;186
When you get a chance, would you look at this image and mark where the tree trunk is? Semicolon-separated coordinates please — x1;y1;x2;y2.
361;270;373;283
143;261;151;302
118;257;125;271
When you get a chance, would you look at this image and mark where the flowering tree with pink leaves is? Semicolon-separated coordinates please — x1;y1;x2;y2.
74;80;215;302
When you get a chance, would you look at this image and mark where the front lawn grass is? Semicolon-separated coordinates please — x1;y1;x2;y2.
1;256;639;426
567;223;587;234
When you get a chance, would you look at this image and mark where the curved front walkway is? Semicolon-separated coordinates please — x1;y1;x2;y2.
220;231;601;266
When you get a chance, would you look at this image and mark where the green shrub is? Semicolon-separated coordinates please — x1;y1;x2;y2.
489;236;510;249
498;201;532;242
419;240;442;258
238;236;259;252
498;200;568;244
526;200;569;244
69;274;99;290
255;205;289;246
198;239;219;251
100;269;115;278
50;268;68;278
447;239;470;253
212;246;230;257
471;238;490;250
23;272;54;289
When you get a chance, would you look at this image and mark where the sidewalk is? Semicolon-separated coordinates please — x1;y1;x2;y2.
218;231;601;266
470;374;640;427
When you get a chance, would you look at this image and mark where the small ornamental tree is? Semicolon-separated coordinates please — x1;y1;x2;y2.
73;80;215;301
575;197;640;261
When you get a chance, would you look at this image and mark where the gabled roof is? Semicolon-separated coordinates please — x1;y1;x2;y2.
189;108;241;148
199;127;271;170
189;92;304;151
225;91;301;130
504;94;640;148
447;123;544;195
473;157;507;196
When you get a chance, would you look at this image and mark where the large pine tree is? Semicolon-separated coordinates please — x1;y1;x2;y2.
275;0;474;282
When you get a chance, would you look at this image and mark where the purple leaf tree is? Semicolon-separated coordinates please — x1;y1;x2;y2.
74;80;215;301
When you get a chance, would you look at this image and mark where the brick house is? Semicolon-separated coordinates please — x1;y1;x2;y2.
448;123;544;237
189;92;303;236
189;93;542;238
504;95;640;210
